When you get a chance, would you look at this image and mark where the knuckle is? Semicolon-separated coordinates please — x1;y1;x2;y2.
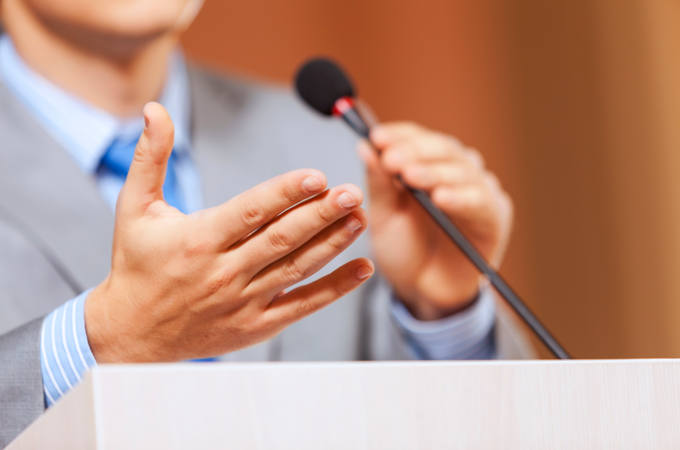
445;134;464;149
399;121;420;133
293;298;317;318
132;143;165;167
381;146;395;157
205;267;238;296
443;165;465;183
267;228;293;252
253;313;277;332
382;147;397;161
328;231;350;252
485;173;501;190
240;203;265;228
332;278;349;298
383;147;409;169
470;189;488;209
131;146;150;165
466;148;485;168
316;203;335;223
467;188;484;205
430;133;452;149
182;236;211;258
281;257;307;283
281;183;302;204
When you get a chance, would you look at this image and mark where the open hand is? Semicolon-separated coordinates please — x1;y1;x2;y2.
85;103;374;362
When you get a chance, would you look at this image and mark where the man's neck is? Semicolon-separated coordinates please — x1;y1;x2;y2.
3;1;176;118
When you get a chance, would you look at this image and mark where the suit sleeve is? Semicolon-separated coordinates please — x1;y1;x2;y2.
0;318;44;448
362;273;534;360
361;273;419;360
0;219;94;447
390;289;497;359
361;273;494;360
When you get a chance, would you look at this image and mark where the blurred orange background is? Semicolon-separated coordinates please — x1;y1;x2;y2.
182;1;680;358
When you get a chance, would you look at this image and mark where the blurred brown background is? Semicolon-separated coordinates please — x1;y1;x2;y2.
182;1;680;358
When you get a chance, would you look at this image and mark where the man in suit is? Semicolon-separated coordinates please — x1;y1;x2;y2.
0;0;530;445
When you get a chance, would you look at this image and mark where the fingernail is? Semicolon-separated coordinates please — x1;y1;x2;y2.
345;216;363;233
355;264;374;280
302;175;324;193
142;102;153;130
337;192;358;209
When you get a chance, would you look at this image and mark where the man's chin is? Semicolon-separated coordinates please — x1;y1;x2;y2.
47;19;179;60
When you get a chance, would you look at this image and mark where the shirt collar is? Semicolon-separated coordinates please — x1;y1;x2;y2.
0;36;191;175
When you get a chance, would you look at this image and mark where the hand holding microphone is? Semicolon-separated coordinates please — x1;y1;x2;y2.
295;58;569;358
359;124;513;320
85;102;374;362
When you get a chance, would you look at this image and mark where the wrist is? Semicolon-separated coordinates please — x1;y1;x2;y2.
85;278;152;363
396;281;481;321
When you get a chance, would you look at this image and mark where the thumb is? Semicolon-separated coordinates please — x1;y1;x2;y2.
119;102;175;215
357;140;401;213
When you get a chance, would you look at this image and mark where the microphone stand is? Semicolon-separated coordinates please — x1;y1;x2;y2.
339;101;570;359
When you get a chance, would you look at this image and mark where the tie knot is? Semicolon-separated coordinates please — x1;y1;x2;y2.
99;137;137;177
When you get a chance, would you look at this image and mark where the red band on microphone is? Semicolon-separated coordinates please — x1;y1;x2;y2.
332;97;355;116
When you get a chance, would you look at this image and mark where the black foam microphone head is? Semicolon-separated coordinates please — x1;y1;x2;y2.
295;57;356;116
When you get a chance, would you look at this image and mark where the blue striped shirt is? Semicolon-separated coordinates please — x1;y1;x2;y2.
0;35;496;408
40;291;95;406
392;288;496;360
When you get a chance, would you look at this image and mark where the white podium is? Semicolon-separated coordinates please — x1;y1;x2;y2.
8;360;680;449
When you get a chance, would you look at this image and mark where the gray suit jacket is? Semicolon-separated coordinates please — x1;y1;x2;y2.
0;65;532;446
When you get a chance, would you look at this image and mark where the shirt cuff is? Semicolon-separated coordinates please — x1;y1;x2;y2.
391;287;497;360
40;290;97;407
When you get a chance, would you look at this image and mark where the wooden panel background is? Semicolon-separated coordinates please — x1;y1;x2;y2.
182;0;680;358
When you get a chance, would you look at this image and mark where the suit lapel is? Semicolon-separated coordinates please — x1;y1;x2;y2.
0;68;281;359
188;68;291;209
188;67;280;361
0;83;113;293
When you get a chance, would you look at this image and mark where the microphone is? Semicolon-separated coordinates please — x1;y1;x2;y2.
295;57;570;359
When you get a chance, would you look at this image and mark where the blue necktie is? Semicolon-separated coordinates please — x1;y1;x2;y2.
100;137;186;212
100;137;217;362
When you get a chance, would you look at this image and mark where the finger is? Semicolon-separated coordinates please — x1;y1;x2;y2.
357;139;381;168
203;169;328;247
464;147;485;170
380;137;475;175
401;162;480;191
120;102;174;216
245;210;367;298
262;258;374;326
357;140;402;212
234;183;363;275
371;122;465;154
370;122;426;146
431;184;499;227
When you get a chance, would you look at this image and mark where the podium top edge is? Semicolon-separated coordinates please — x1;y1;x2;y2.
91;358;680;374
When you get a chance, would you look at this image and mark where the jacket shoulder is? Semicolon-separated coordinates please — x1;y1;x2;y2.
186;63;362;187
187;64;353;139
